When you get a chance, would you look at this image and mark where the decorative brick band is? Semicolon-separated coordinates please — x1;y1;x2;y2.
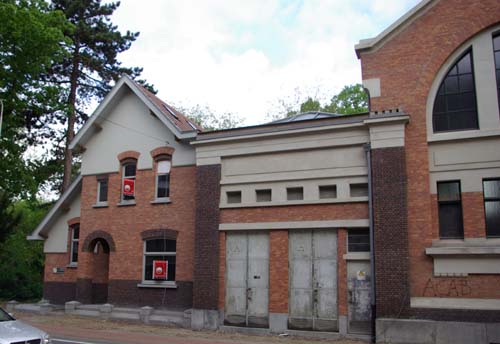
371;146;410;318
140;229;178;241
150;146;175;160
193;164;221;310
81;230;116;252
67;217;80;227
117;150;140;162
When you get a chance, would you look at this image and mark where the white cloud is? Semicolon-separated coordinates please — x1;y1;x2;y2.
109;0;420;125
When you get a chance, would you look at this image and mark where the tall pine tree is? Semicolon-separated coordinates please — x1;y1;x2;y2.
48;0;153;191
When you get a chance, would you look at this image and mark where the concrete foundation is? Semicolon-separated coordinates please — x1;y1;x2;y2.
269;313;288;333
190;309;220;330
376;318;500;344
339;315;348;335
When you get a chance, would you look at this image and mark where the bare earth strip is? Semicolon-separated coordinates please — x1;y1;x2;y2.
14;311;364;344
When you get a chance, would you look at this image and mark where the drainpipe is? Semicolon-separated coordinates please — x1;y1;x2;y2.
364;143;376;344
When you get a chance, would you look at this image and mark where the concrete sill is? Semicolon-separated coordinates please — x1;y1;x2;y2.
117;201;136;207
150;198;171;205
92;203;108;208
343;252;370;260
66;264;78;269
137;282;177;289
426;239;500;256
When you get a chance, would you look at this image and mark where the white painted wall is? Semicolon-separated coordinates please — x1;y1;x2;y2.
44;194;81;253
81;87;195;175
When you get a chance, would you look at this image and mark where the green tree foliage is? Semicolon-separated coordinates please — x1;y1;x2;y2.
48;0;154;191
322;84;369;115
0;0;69;198
183;105;244;131
0;190;22;243
0;200;48;301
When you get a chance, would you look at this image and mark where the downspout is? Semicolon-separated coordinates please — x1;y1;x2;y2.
364;143;376;344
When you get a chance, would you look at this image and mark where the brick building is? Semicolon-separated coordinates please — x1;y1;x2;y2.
29;0;500;342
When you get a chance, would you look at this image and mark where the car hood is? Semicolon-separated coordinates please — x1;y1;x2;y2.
0;319;45;342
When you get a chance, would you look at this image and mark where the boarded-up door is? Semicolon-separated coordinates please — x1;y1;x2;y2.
289;230;338;331
225;232;269;328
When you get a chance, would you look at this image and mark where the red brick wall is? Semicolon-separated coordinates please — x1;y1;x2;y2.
269;230;289;314
44;254;78;282
218;231;226;311
220;203;368;223
359;0;500;306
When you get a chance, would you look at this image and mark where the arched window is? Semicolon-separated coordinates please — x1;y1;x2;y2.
433;50;478;132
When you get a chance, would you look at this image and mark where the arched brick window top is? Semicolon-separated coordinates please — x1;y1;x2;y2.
82;230;116;252
67;217;80;227
150;146;175;160
117;150;140;162
141;228;178;241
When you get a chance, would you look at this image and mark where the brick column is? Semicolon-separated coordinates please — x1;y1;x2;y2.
371;146;410;318
269;230;289;332
218;231;226;311
337;229;348;318
193;164;221;310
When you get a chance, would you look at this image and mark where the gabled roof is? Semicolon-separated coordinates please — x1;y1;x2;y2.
69;75;201;151
27;175;82;240
355;0;435;57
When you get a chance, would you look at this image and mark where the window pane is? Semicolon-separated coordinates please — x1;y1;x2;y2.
457;53;472;74
459;74;474;92
157;160;171;174
99;180;108;202
451;110;478;130
73;225;80;239
444;75;459;93
157;174;170;198
72;242;79;263
433;95;446;113
124;164;136;177
287;187;303;201
348;229;370;252
256;189;272;202
485;201;500;237
433;113;448;132
483;179;500;199
144;255;176;281
350;183;368;197
438;204;463;238
146;239;176;252
319;185;337;199
437;182;460;201
227;191;242;204
494;35;500;51
495;51;500;68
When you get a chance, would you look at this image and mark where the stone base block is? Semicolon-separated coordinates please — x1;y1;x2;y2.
269;313;288;333
191;309;220;330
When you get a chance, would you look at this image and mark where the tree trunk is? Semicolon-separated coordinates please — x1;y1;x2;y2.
62;46;80;192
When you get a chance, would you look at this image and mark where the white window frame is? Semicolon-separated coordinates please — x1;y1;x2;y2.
69;225;79;266
140;238;177;287
155;160;171;201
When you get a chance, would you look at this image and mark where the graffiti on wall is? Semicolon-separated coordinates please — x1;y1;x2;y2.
422;278;472;297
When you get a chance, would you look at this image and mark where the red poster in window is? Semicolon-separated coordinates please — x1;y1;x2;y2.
123;178;135;196
153;260;167;280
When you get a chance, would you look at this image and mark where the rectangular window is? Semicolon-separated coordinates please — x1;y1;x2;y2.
70;224;80;264
97;177;108;203
256;189;272;202
437;181;464;239
483;179;500;237
122;162;136;201
143;238;176;282
156;160;171;199
227;191;242;204
348;229;370;252
319;185;337;199
350;183;368;197
287;187;303;201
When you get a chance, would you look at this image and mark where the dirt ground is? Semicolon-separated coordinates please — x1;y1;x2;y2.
13;310;366;344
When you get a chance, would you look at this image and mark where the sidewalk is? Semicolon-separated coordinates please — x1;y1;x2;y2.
15;311;365;344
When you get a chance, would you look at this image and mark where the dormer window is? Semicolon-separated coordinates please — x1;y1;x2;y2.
432;50;478;132
122;161;136;201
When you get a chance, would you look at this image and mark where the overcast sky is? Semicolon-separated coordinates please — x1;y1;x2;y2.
110;0;420;125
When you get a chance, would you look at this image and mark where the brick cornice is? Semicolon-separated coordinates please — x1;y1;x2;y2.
150;146;175;160
117;150;140;162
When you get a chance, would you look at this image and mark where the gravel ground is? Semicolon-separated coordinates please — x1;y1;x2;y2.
12;310;366;344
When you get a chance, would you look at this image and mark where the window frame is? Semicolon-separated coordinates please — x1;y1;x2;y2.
141;238;177;286
121;160;137;202
437;181;464;239
347;229;370;253
483;178;500;238
69;224;80;266
155;158;171;201
432;49;479;133
96;176;108;205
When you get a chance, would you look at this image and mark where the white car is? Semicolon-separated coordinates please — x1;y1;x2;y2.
0;307;50;344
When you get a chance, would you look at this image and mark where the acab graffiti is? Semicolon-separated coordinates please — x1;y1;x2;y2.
422;278;472;297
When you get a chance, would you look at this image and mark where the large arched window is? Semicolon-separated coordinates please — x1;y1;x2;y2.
433;50;478;132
